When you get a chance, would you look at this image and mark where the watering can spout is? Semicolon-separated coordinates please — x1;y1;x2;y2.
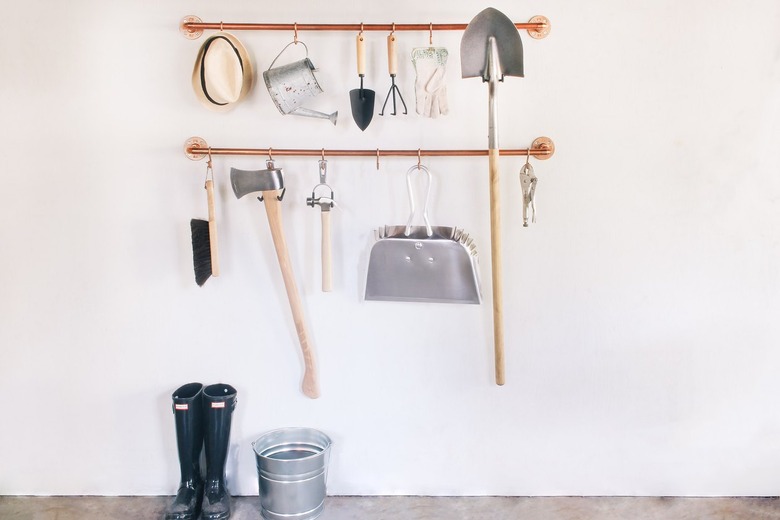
290;107;338;125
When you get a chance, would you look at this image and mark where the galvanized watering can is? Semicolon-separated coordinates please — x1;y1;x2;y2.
263;41;338;125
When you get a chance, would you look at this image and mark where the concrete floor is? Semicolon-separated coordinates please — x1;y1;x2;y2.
2;496;780;520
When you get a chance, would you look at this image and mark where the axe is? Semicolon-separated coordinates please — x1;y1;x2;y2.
231;160;320;399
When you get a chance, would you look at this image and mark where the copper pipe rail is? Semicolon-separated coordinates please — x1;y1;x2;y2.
184;137;556;166
180;16;551;40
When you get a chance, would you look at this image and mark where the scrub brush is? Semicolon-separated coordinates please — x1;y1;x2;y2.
191;158;219;286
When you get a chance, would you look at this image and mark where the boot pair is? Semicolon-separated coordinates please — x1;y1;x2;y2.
165;382;237;520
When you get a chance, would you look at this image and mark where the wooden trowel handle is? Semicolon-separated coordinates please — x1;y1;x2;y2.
356;33;366;76
489;149;505;385
321;210;333;292
263;190;320;399
387;34;398;75
205;179;219;277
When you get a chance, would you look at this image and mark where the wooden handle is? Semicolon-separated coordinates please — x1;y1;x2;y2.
205;179;219;277
321;210;333;292
356;33;366;76
387;34;398;75
489;149;505;385
262;191;320;399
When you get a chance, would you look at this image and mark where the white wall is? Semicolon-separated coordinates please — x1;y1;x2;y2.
1;0;779;496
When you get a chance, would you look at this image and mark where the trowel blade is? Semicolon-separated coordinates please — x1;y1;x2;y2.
349;88;376;131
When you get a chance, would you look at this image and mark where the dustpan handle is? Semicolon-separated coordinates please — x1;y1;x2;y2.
405;164;433;237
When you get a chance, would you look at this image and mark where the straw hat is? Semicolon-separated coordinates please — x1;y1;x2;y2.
192;32;254;111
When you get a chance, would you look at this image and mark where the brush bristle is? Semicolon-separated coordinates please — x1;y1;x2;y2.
190;219;212;286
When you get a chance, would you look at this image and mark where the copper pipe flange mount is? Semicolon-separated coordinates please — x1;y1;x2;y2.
180;15;204;40
527;16;551;39
185;137;208;160
532;137;555;160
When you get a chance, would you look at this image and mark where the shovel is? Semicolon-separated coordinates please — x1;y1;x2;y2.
461;7;524;386
349;33;375;131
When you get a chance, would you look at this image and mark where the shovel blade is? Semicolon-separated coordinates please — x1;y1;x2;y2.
461;7;524;80
349;88;375;131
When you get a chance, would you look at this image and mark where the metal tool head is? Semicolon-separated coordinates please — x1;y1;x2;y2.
461;7;524;81
230;160;284;198
349;80;376;131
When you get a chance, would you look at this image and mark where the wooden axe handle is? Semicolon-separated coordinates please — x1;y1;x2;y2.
262;190;320;399
489;149;505;385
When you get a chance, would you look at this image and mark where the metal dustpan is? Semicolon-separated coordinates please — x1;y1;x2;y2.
365;165;482;304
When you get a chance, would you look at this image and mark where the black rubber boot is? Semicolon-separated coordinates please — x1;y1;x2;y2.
202;383;238;520
164;382;205;520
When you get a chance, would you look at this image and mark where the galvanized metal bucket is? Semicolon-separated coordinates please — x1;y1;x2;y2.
263;42;323;114
252;427;332;520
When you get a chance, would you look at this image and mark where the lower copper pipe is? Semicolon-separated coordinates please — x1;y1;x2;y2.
185;144;554;160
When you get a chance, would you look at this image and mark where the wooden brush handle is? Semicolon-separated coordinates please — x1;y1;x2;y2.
263;190;320;399
356;33;366;76
387;34;398;75
489;149;505;385
321;210;332;292
205;179;220;277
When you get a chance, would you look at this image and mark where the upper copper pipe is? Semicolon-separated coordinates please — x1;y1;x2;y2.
182;21;546;32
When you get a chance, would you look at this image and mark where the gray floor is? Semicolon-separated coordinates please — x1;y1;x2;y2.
2;496;780;520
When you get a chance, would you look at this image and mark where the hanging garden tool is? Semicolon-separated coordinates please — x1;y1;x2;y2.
461;7;524;386
263;39;338;125
349;29;376;130
411;26;449;118
379;28;407;116
190;149;220;286
230;159;320;399
519;152;538;227
306;156;335;292
365;162;481;304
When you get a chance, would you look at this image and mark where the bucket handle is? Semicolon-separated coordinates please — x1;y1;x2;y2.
404;164;433;237
267;41;310;71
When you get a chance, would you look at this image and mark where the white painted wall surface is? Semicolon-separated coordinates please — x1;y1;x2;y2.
1;0;779;496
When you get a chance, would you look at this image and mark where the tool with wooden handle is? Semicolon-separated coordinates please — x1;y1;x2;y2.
349;32;375;130
379;32;407;116
231;161;320;399
307;159;335;292
462;8;525;385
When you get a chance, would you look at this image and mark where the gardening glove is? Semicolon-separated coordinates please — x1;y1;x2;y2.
412;48;449;118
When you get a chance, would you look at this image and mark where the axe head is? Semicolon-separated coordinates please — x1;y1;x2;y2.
230;160;284;199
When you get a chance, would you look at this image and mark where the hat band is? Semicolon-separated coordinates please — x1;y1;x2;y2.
199;35;245;107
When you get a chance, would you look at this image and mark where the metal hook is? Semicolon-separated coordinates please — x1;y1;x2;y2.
417;149;422;170
267;147;273;161
360;22;364;35
294;22;298;44
376;149;380;171
526;146;531;166
429;23;433;45
220;21;224;32
391;22;396;35
321;148;325;162
204;147;214;186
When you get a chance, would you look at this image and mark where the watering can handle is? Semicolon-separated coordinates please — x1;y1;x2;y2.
267;41;310;71
404;164;433;237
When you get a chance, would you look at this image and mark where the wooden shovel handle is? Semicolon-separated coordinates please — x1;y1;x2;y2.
205;179;219;277
489;149;505;385
321;210;333;292
387;34;398;76
263;190;320;399
356;33;366;76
